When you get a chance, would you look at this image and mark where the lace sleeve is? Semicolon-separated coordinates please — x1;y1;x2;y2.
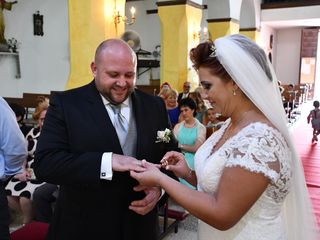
225;123;287;183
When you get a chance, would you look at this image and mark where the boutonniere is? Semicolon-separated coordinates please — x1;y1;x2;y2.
156;128;171;143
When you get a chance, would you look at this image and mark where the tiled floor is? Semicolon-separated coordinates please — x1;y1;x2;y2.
160;199;198;240
162;215;198;240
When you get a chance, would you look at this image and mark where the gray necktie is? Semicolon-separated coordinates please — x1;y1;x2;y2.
110;104;128;146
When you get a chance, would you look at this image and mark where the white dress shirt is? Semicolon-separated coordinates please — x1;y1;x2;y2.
182;92;189;99
100;95;131;180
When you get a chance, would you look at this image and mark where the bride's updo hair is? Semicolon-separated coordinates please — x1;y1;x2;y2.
190;41;232;83
190;36;273;83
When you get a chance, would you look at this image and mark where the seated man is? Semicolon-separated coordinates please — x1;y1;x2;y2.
282;84;299;117
177;81;191;102
8;103;32;136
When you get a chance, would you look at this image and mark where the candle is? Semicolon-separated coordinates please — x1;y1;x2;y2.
130;7;136;19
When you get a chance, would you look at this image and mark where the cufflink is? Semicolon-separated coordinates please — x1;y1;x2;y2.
101;172;106;177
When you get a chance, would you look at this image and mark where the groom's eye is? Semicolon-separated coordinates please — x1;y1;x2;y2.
107;72;119;78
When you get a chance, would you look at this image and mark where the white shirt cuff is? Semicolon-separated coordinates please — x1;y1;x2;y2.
100;152;113;180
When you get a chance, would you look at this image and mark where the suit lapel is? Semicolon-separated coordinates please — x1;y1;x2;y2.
131;91;145;158
85;81;122;153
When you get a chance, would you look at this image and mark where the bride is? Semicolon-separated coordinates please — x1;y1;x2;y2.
131;34;319;239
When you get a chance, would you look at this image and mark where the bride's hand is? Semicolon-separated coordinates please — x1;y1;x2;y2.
130;160;163;187
160;151;190;179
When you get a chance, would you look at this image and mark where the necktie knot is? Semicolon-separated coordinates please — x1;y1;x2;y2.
110;104;121;115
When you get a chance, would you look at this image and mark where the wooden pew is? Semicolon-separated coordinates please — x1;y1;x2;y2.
22;93;50;120
22;93;50;108
3;97;24;106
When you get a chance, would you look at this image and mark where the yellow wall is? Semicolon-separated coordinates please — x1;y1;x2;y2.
239;30;260;42
66;0;125;90
186;5;203;91
158;4;202;92
208;20;239;41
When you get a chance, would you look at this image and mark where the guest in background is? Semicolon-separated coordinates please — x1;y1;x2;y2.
189;91;207;124
8;102;32;136
282;83;298;116
194;85;205;99
164;88;180;127
6;96;49;224
307;100;320;142
0;97;26;240
158;82;172;99
178;81;191;102
158;87;170;100
160;82;171;91
173;98;206;189
205;107;224;139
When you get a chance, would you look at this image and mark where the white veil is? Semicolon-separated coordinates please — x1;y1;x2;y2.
214;34;319;240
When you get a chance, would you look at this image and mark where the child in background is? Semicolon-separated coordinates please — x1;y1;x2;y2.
307;100;320;142
205;108;224;138
206;108;224;130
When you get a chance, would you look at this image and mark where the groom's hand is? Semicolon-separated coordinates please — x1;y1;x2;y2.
129;185;161;215
112;154;145;172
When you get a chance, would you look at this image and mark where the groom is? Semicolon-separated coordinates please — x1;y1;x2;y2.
34;39;176;239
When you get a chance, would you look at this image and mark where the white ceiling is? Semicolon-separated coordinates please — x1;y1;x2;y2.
261;4;320;29
262;18;320;29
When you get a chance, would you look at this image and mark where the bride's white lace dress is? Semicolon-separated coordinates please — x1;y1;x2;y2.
194;119;292;240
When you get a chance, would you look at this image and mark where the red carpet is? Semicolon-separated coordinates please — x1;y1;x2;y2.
308;187;320;227
293;118;320;187
292;110;320;226
10;222;49;240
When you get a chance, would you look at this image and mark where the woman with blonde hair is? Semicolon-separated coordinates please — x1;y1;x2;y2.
164;88;180;127
6;96;49;224
189;91;207;124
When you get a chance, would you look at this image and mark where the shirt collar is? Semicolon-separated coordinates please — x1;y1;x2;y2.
100;94;131;123
100;94;130;108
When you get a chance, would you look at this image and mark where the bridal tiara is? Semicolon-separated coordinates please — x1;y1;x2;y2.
209;45;217;58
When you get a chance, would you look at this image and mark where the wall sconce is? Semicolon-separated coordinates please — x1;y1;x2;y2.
114;6;136;26
193;27;208;41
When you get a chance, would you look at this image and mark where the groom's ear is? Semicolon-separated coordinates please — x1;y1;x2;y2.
91;62;97;77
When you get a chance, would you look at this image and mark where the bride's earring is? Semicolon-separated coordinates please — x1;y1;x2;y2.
233;89;236;96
